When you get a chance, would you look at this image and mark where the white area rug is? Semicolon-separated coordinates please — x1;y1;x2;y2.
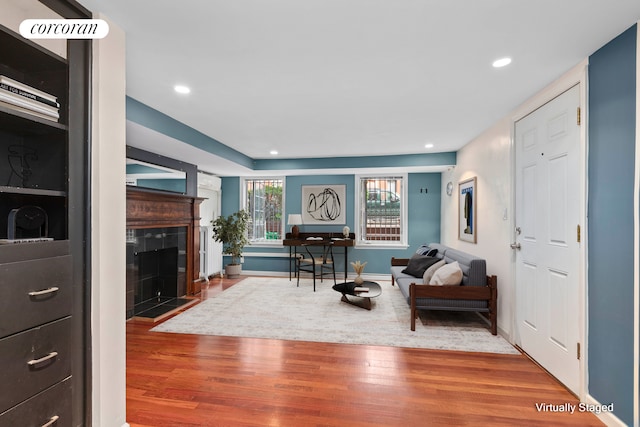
152;277;518;354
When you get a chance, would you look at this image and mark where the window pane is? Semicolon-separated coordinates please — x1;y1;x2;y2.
246;179;283;241
361;177;402;241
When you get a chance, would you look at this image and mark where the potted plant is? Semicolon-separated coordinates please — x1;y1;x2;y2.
211;209;249;278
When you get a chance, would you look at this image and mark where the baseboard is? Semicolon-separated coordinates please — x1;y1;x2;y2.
584;394;627;427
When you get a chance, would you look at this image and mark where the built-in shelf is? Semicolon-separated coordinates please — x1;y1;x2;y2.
0;106;68;131
0;186;67;197
0;7;90;423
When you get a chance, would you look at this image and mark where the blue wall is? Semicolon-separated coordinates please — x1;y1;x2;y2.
588;24;636;426
220;173;441;275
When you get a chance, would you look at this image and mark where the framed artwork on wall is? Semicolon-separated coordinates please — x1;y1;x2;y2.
302;184;346;225
458;177;477;243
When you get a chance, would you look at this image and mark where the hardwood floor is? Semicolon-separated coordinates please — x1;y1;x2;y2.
126;276;603;427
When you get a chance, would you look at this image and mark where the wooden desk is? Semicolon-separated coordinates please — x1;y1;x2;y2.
283;232;355;281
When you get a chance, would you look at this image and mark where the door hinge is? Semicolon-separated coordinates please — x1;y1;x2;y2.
577;107;581;125
577;342;581;360
577;225;581;243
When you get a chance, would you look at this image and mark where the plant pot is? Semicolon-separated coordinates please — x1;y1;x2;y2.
354;275;364;285
225;263;242;278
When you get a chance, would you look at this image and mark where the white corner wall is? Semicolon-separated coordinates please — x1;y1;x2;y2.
441;60;587;340
91;14;128;427
440;116;514;336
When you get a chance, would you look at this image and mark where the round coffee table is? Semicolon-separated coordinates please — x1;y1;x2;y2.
332;281;382;310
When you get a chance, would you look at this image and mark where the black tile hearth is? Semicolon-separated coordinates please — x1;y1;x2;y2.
134;297;193;319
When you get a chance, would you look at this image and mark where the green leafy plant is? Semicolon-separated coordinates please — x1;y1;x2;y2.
211;210;249;265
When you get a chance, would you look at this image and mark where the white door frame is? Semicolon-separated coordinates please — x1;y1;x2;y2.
509;60;588;399
634;24;640;426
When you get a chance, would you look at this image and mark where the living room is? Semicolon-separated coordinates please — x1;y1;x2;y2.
119;23;639;427
1;1;639;426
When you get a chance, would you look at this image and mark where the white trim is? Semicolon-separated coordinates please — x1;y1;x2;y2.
509;59;588;400
228;251;289;258
245;241;284;248
634;21;640;427
353;242;410;250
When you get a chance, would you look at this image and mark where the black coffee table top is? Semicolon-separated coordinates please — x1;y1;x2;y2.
332;281;382;298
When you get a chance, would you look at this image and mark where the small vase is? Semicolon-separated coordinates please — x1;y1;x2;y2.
354;275;364;285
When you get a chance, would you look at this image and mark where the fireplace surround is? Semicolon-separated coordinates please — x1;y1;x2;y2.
126;187;203;319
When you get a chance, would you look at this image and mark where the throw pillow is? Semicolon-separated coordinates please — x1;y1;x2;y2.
402;254;440;278
429;261;463;286
423;259;445;284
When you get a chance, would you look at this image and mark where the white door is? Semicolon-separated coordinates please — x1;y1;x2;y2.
514;85;581;393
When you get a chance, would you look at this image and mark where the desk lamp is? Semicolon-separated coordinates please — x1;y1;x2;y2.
288;214;303;238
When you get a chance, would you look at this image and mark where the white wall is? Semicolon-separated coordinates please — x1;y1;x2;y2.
90;14;128;427
440;116;514;336
441;61;587;340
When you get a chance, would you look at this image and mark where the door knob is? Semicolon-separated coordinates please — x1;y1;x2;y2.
510;242;521;250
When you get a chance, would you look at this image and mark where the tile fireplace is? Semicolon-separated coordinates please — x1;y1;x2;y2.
125;187;203;319
126;227;187;318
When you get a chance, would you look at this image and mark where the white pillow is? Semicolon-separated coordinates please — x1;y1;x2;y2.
423;259;445;284
429;261;463;286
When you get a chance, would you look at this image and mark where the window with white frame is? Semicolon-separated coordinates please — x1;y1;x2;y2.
355;175;406;245
242;178;284;243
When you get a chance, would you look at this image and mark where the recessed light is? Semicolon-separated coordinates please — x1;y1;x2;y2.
270;150;278;155
492;57;512;68
425;143;434;149
174;85;191;94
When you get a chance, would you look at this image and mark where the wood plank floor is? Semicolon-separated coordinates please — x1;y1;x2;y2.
126;276;603;427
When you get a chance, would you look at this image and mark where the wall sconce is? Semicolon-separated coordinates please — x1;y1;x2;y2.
288;214;303;238
420;187;428;194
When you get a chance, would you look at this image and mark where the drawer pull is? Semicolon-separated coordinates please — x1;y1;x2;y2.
28;287;60;297
41;415;60;427
27;351;58;367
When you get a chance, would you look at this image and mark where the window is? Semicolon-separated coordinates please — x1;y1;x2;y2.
243;178;284;243
356;175;406;245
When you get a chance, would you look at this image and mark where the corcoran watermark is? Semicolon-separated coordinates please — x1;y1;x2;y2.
535;402;614;415
19;19;109;39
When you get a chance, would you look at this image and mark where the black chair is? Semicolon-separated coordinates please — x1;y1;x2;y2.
296;241;336;291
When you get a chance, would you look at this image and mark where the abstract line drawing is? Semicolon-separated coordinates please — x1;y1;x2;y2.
306;188;341;221
7;145;38;187
301;185;346;225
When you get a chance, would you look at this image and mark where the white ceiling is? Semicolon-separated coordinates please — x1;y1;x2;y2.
79;0;640;175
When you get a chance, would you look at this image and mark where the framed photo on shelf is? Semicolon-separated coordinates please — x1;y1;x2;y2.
458;177;477;243
302;184;346;225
